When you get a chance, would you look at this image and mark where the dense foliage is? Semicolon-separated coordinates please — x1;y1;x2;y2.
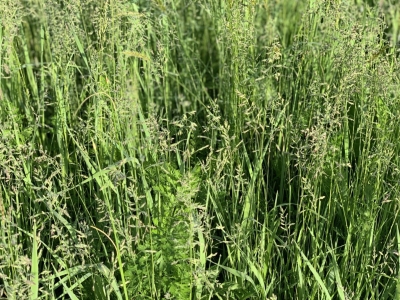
1;0;400;299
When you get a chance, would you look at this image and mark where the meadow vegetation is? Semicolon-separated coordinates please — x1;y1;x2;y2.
1;0;400;299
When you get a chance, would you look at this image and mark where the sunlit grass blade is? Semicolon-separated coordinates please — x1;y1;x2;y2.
30;222;39;300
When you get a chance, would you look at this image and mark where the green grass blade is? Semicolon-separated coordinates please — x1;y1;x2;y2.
295;242;332;300
30;222;39;300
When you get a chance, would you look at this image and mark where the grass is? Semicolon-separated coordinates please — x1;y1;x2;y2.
1;0;400;299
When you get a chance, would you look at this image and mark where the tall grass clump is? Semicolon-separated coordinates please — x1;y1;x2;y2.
1;0;400;299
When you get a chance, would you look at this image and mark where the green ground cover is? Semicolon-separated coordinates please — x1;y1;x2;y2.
1;0;400;299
